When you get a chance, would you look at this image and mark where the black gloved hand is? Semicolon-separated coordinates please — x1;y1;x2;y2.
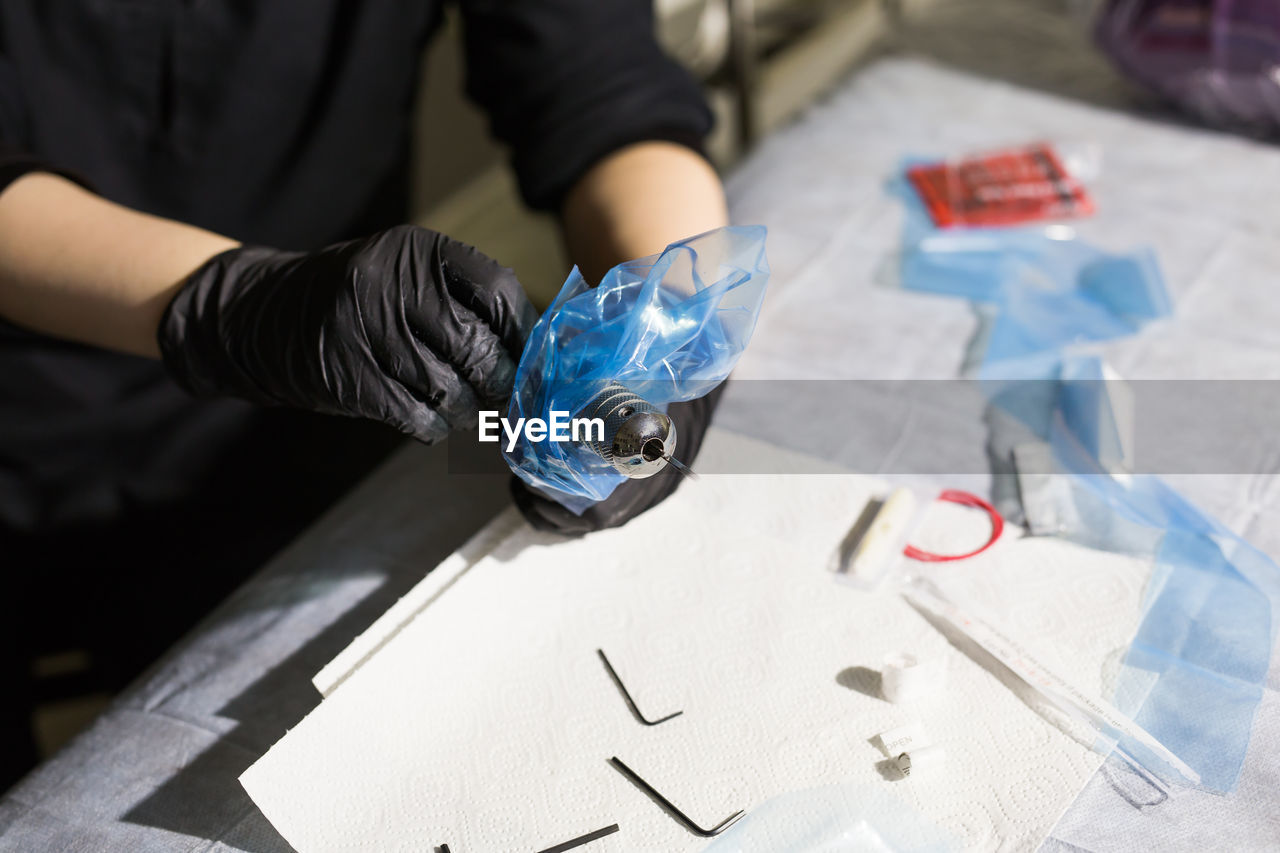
159;225;538;443
510;381;727;536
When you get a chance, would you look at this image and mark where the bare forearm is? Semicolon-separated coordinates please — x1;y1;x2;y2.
560;141;728;282
0;173;238;358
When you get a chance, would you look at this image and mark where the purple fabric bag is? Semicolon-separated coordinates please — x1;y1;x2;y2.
1096;0;1280;133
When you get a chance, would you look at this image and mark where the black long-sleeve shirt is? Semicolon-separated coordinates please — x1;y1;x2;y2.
0;1;712;532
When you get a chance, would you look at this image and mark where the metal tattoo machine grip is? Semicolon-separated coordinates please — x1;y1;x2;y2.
576;383;675;479
501;225;769;511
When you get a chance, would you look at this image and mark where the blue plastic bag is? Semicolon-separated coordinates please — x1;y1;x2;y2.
892;165;1171;379
986;357;1280;792
893;161;1277;792
503;226;770;512
1041;358;1279;791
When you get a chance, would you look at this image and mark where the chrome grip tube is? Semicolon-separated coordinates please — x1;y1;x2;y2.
575;383;676;479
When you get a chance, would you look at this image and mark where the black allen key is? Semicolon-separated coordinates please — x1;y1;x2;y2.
597;649;682;726
535;823;621;853
609;757;744;837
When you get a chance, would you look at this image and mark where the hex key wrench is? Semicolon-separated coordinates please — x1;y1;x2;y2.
535;823;621;853
609;757;744;837
597;649;682;726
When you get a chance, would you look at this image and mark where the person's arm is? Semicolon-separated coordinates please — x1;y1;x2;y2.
0;172;238;358
457;0;715;222
510;142;733;534
459;0;735;532
0;169;537;444
560;140;728;283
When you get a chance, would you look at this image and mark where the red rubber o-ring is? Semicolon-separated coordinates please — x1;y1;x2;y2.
903;489;1004;563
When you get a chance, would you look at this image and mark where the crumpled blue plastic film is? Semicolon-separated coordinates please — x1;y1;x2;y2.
987;356;1278;792
891;165;1172;379
891;158;1276;793
502;226;770;512
1042;367;1280;792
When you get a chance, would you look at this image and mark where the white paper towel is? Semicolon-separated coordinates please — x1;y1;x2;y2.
312;505;527;698
241;431;1148;852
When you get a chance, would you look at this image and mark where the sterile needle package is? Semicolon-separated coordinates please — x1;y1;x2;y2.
502;226;770;512
907;142;1097;228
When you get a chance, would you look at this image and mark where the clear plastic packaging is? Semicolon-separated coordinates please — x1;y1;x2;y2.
831;487;1005;590
1005;357;1280;792
892;153;1276;792
503;226;770;512
906;142;1099;229
893;157;1171;379
903;577;1204;788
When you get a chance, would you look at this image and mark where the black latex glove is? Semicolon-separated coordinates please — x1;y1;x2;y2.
159;225;538;443
510;381;727;536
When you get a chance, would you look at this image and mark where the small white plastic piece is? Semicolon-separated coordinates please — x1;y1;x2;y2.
880;652;947;704
877;722;928;758
895;745;946;777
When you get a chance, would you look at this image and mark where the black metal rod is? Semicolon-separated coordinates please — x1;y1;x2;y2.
597;649;682;726
608;757;744;838
535;823;621;853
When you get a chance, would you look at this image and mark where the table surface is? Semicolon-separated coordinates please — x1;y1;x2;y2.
4;57;1280;852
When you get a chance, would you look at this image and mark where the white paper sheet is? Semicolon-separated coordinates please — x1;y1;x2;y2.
242;432;1148;852
312;505;527;698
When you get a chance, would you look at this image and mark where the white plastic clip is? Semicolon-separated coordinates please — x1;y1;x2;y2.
876;722;947;779
880;652;946;704
877;721;928;757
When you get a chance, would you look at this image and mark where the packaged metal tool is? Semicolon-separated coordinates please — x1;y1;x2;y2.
907;142;1098;229
830;487;1004;590
502;226;770;512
